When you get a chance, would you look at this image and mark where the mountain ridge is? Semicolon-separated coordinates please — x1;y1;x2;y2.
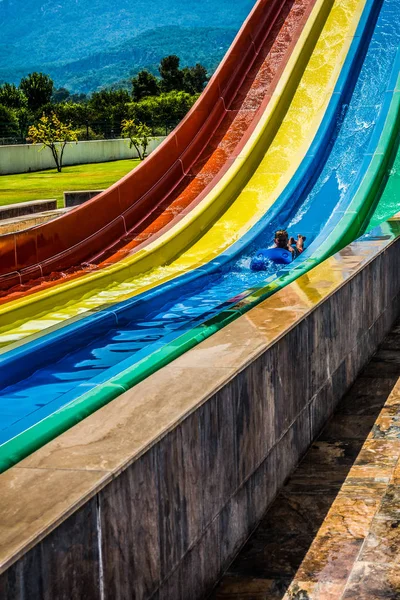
0;0;253;92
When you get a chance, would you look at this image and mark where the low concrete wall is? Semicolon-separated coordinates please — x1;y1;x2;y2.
0;209;70;235
0;137;166;175
1;218;400;599
0;199;57;220
64;190;104;207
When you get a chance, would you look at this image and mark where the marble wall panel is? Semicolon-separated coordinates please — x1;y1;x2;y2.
387;243;400;301
99;448;160;600
259;318;310;439
199;386;239;529
274;407;312;488
217;445;279;571
159;515;221;600
0;498;100;600
309;378;335;440
232;364;276;484
156;414;206;581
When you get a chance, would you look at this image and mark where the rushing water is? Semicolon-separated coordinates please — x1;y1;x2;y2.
1;0;400;445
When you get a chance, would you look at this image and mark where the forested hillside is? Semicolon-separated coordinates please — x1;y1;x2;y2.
0;0;253;92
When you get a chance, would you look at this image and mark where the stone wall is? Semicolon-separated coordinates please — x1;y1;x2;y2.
1;225;399;600
63;190;104;207
0;199;57;220
0;137;166;175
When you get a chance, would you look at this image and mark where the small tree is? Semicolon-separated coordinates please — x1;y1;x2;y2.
28;113;78;172
121;119;153;161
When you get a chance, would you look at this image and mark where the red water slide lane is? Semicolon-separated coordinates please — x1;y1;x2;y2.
0;0;315;300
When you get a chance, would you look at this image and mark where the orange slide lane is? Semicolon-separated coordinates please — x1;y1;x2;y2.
0;0;316;304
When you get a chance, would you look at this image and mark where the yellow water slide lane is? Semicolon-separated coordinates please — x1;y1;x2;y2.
0;0;365;347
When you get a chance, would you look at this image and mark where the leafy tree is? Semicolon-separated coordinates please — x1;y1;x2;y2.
182;64;208;94
88;88;130;136
129;91;198;132
121;119;153;160
0;83;27;109
74;126;103;141
52;101;93;129
159;55;184;93
69;92;88;104
52;87;71;103
0;104;19;137
89;88;130;112
132;70;160;102
20;72;54;112
28;113;78;172
15;106;32;139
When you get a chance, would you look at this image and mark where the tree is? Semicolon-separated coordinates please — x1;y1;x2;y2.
88;88;130;136
28;113;78;172
0;83;27;109
15;107;32;139
69;92;87;104
129;91;199;133
20;72;54;112
121;119;153;160
132;70;160;102
52;87;71;103
182;64;208;94
159;55;184;93
0;104;19;137
51;102;97;140
52;102;92;128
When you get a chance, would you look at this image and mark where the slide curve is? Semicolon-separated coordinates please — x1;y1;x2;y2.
0;0;316;293
0;0;385;471
0;0;362;346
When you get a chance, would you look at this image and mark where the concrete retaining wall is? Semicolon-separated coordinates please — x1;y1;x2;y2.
0;137;166;175
0;209;70;235
64;190;104;207
1;221;400;600
0;199;57;220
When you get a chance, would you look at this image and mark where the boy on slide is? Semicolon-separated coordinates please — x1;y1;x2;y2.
250;229;306;271
276;229;305;259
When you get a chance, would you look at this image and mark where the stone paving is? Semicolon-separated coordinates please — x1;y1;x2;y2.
212;320;400;599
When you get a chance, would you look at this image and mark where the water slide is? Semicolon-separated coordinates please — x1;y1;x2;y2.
0;0;316;295
2;0;396;472
0;0;364;347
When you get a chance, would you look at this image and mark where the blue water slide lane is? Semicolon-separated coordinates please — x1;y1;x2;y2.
0;0;380;385
1;0;400;447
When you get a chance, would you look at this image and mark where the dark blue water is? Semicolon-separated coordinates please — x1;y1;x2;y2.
1;0;399;445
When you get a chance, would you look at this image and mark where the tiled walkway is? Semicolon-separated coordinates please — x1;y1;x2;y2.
212;321;400;599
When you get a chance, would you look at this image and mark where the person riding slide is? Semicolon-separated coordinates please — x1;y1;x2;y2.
275;229;305;258
250;229;306;271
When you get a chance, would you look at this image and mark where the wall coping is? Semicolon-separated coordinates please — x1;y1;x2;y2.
0;137;162;150
1;214;399;574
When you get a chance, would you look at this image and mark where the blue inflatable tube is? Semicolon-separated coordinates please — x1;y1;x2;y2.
250;248;293;270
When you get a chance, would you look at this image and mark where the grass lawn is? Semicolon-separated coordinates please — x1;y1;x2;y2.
0;159;140;208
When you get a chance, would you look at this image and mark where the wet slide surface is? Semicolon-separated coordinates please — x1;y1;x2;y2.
1;0;392;470
366;130;400;232
0;0;315;297
0;0;361;346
